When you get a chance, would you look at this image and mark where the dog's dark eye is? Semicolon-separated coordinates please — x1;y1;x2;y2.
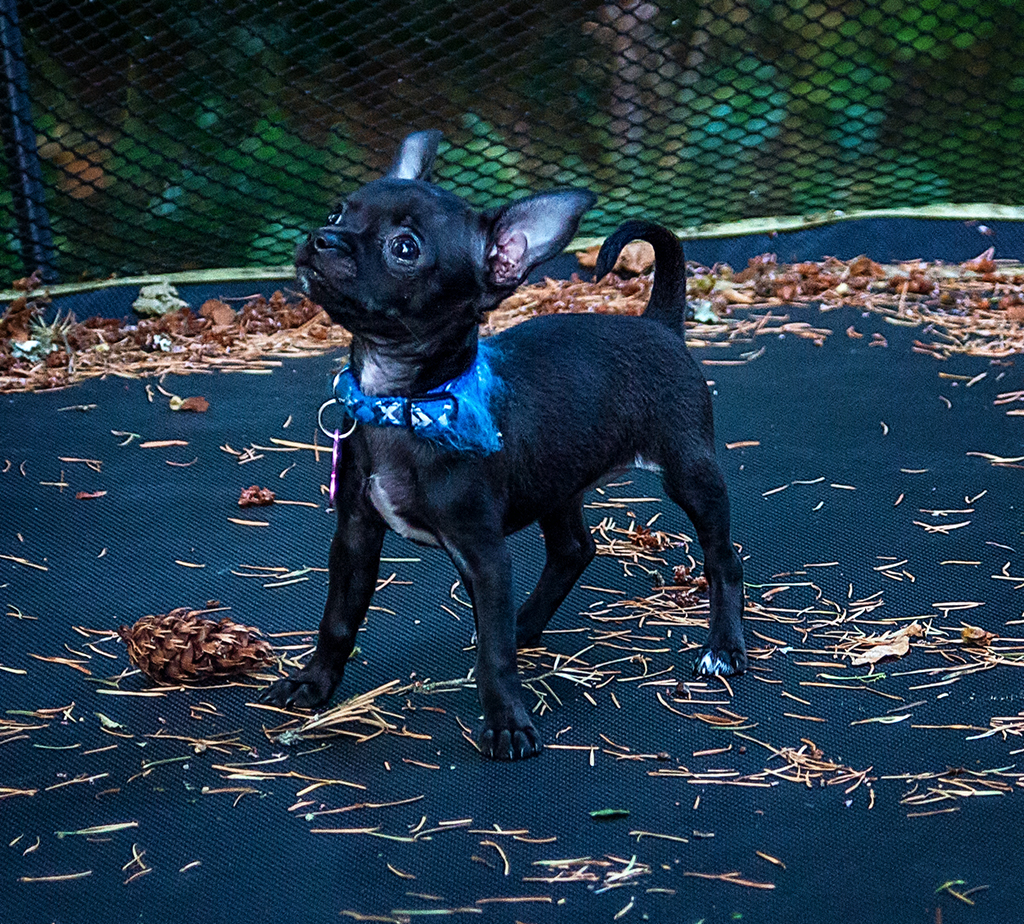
327;212;343;225
390;234;420;262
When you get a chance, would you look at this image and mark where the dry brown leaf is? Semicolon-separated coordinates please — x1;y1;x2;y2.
11;270;43;292
200;299;237;326
963;247;997;274
238;485;275;507
961;624;996;647
720;286;755;305
614;241;656;275
850;636;910;666
849;622;923;665
576;245;601;269
170;395;210;412
846;255;886;278
576;241;655;275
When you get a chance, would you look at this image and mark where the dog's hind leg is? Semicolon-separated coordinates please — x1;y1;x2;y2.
515;494;596;648
661;456;747;675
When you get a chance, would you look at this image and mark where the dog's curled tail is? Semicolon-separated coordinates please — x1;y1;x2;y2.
593;219;687;336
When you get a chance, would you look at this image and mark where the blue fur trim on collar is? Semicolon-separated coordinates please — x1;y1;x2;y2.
333;342;503;455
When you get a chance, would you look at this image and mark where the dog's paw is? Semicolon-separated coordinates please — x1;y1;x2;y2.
693;644;748;677
478;719;543;761
259;669;338;710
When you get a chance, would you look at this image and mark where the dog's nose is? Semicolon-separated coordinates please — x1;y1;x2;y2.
312;227;351;253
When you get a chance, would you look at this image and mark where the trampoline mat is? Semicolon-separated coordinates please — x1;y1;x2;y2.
2;221;1024;924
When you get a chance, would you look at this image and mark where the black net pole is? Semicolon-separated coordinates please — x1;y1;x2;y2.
1;0;55;281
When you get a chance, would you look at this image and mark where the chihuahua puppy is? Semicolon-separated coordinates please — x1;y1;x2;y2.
260;131;746;760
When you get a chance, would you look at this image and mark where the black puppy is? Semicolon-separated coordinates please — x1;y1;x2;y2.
260;131;746;760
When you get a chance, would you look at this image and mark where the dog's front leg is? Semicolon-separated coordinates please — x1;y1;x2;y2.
442;532;541;761
260;465;385;710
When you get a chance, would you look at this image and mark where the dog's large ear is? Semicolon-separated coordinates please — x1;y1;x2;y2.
387;130;443;181
485;190;596;288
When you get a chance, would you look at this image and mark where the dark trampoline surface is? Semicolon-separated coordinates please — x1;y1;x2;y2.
2;223;1024;924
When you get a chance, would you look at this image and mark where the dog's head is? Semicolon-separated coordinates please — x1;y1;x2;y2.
296;131;595;338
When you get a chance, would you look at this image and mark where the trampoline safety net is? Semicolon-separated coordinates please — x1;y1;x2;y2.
2;0;1024;280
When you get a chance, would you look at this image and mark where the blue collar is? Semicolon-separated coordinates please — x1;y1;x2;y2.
331;345;503;455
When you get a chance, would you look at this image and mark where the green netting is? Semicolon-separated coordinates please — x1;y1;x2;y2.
3;0;1024;280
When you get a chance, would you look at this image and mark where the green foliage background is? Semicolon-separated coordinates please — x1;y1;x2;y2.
3;0;1023;278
